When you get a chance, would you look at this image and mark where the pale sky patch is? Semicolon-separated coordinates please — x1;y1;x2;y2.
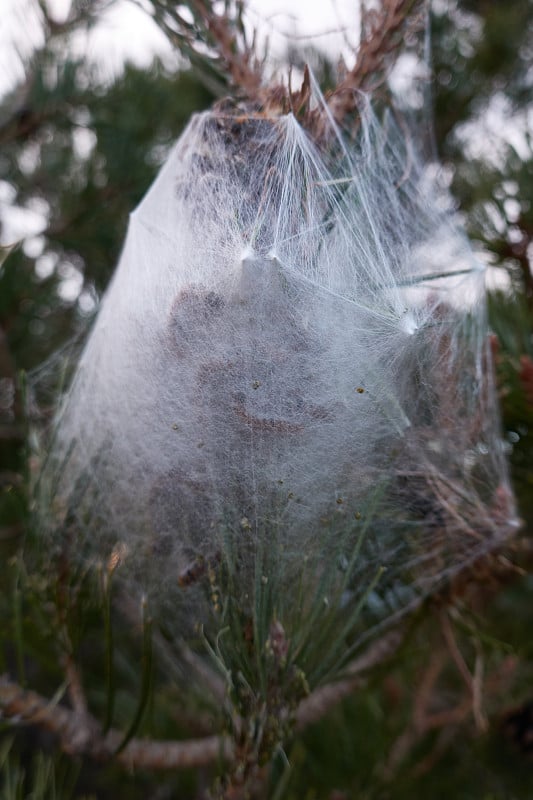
1;0;361;96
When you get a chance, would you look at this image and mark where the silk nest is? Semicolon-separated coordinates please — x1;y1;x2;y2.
37;91;519;635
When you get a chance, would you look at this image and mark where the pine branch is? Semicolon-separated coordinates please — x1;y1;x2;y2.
192;0;262;97
0;629;405;771
0;537;526;774
141;0;264;99
297;538;528;731
141;0;427;131
327;0;426;125
0;0;111;144
295;626;407;730
0;675;234;770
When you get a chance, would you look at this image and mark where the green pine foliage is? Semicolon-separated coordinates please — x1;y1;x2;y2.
432;0;533;531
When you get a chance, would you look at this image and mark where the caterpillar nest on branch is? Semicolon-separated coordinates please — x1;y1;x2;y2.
37;91;519;639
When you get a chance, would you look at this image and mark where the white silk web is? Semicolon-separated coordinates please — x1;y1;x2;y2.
37;91;519;639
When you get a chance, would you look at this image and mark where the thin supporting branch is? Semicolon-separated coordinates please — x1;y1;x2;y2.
0;675;234;770
61;654;93;750
0;630;406;770
385;634;519;778
295;627;406;730
142;0;426;138
195;0;262;96
439;611;474;694
63;655;88;717
384;649;445;776
327;0;425;125
0;539;525;773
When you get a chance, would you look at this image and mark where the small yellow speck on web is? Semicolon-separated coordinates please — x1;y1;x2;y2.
355;387;365;394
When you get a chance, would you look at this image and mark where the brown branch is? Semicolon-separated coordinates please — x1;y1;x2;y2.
194;0;263;98
327;0;426;126
0;628;407;771
297;539;526;736
439;611;474;694
295;626;407;730
412;650;445;731
145;0;266;101
0;675;234;770
385;635;520;778
117;590;229;711
520;355;533;407
493;216;533;310
295;539;523;732
0;1;111;146
384;649;446;776
0;624;405;773
145;0;426;135
1;538;525;774
0;108;55;148
62;653;93;749
61;649;88;718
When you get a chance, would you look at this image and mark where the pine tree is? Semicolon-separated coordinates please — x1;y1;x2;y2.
1;2;532;798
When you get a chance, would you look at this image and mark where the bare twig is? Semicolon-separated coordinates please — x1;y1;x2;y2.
439;611;474;694
61;653;94;751
385;635;520;778
63;654;88;711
